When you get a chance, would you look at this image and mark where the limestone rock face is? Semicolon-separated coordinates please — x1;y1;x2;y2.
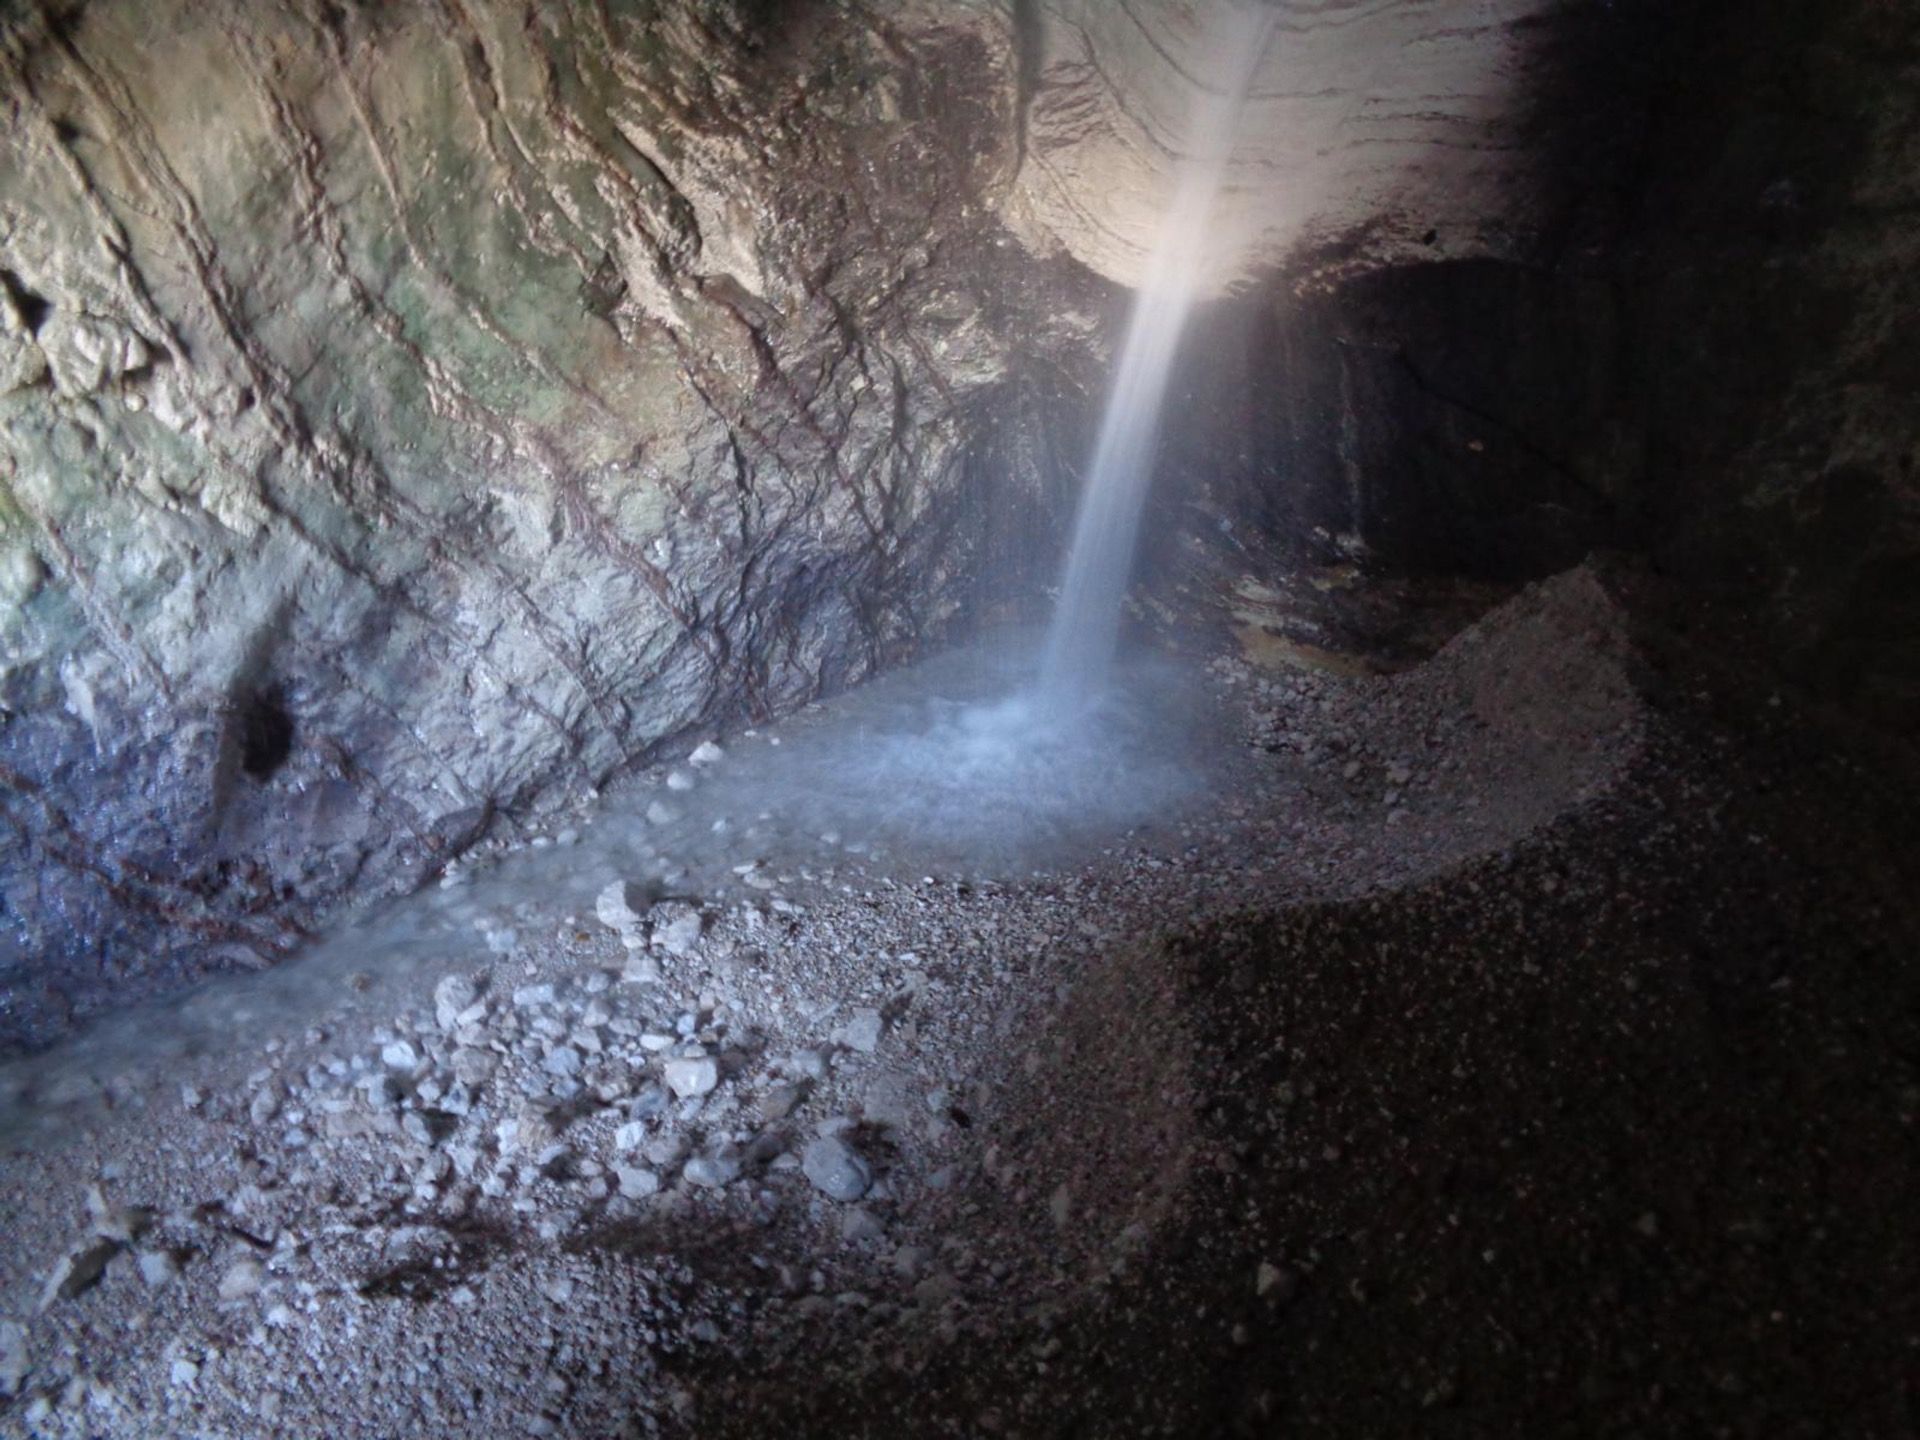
0;0;1071;1047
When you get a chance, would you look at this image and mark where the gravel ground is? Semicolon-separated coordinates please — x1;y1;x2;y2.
0;567;1915;1439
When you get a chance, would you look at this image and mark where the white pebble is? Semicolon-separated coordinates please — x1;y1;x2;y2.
663;1057;718;1099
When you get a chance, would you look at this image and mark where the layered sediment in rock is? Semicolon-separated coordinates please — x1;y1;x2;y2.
1005;0;1560;291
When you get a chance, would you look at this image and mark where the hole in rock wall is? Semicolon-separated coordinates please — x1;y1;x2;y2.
235;686;295;782
0;269;51;336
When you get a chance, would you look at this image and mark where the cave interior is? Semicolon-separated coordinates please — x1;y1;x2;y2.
0;1;1916;1436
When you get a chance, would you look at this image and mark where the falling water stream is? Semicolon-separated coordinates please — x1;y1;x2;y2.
1040;3;1277;708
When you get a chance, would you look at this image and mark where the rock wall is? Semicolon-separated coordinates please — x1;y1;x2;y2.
1614;0;1920;733
0;0;1087;1048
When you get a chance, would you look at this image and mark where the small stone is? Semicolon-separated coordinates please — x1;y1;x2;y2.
543;1045;583;1078
451;1048;497;1087
249;1088;280;1127
643;1134;689;1168
434;974;480;1031
648;902;703;959
169;1358;200;1388
665;769;696;792
615;1166;661;1199
0;1320;28;1396
758;1083;803;1122
512;983;556;1009
689;741;725;767
645;800;680;826
683;1148;742;1189
623;955;663;985
380;1040;419;1071
802;1136;872;1202
628;1083;670;1119
595;882;648;935
663;1057;718;1099
841;1208;886;1245
789;1049;828;1082
839;1008;884;1054
218;1258;265;1301
401;1111;442;1146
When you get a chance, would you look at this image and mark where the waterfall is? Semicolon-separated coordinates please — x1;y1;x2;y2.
1039;3;1276;709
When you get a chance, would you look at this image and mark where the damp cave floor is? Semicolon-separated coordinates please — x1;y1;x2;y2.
0;571;1917;1439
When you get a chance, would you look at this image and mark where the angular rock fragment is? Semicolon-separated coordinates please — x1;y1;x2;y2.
0;1320;28;1396
648;902;704;959
802;1136;873;1202
838;1008;885;1054
137;1249;182;1289
217;1258;265;1301
595;882;649;937
663;1056;719;1099
434;973;483;1031
683;1147;742;1189
758;1083;804;1122
614;1165;660;1199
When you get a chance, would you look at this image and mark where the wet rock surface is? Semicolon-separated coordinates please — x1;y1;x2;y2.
0;571;1912;1437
